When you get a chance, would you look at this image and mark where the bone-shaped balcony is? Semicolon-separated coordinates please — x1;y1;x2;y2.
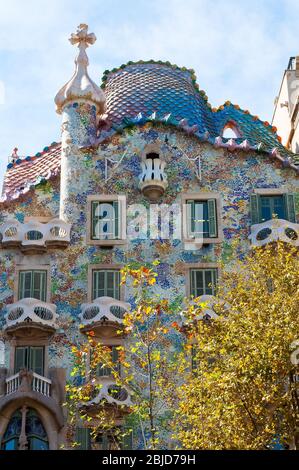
86;378;132;409
180;295;220;327
0;218;71;253
4;298;59;337
250;219;299;247
79;296;130;337
139;158;168;200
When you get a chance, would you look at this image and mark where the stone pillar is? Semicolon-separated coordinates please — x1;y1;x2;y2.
0;368;7;396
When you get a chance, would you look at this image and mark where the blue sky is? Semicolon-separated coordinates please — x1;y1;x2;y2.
0;0;298;187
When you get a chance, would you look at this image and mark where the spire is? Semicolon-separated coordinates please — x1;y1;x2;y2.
54;24;106;114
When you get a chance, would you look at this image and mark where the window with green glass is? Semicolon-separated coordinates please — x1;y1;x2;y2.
187;199;217;238
250;193;297;224
92;270;120;300
190;268;218;297
75;427;91;450
18;270;47;301
14;346;44;375
96;346;121;377
91;200;120;240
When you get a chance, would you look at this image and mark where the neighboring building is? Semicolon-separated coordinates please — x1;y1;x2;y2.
272;56;299;154
0;24;298;450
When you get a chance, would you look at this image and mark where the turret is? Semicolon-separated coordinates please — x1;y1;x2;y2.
54;24;106;223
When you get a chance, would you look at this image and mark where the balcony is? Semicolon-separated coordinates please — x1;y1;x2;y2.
0;367;66;429
181;295;220;326
86;378;132;409
5;370;51;397
79;296;130;337
250;219;299;247
4;298;59;337
139;158;168;200
0;218;71;253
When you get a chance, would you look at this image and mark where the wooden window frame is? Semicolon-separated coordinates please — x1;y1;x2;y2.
87;264;124;303
86;195;127;246
181;193;223;244
14;264;51;303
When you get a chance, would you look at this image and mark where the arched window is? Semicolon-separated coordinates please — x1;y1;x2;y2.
222;122;241;139
1;408;49;450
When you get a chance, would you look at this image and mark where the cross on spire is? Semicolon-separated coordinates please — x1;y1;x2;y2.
69;23;96;49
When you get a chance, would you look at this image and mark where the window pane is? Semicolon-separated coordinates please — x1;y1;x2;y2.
190;269;217;296
188;201;209;238
29;347;44;375
15;347;28;372
260;196;285;221
92;270;120;300
91;201;119;240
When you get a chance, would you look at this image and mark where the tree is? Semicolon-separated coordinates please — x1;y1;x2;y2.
174;242;299;449
66;262;181;450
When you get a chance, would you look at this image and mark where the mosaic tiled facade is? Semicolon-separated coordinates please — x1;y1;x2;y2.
0;24;298;450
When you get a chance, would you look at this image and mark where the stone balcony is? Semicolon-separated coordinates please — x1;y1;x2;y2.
0;368;66;428
139;158;168;200
0;218;71;253
79;296;130;337
181;295;220;326
87;377;132;409
4;298;59;338
250;219;299;247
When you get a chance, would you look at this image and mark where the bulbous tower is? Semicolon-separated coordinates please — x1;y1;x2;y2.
55;24;106;224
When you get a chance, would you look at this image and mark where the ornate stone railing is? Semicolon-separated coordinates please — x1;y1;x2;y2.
5;370;51;397
88;378;132;407
79;296;130;326
4;298;58;330
139;159;168;200
250;219;299;247
0;218;71;251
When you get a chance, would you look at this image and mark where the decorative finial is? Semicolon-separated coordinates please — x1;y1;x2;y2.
54;24;105;114
9;147;18;163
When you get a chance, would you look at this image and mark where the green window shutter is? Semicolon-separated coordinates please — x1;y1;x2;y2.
207;199;217;237
187;200;195;235
19;271;32;299
75;428;91;450
15;347;27;373
91;202;98;239
284;193;296;223
250;194;261;224
29;347;44;375
106;271;115;298
113;201;119;238
33;271;47;301
93;270;106;299
122;428;133;450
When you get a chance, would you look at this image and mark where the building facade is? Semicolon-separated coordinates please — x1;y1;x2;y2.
0;24;298;450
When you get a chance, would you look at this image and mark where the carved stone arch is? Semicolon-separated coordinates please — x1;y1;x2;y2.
0;394;65;450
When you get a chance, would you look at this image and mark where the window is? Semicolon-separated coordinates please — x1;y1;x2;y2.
92;269;120;300
190;268;218;297
186;199;217;238
1;408;48;450
88;196;126;245
222;121;241;139
18;270;47;301
14;346;44;375
75;428;91;450
75;427;133;450
250;193;296;224
96;346;120;378
91;200;120;240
